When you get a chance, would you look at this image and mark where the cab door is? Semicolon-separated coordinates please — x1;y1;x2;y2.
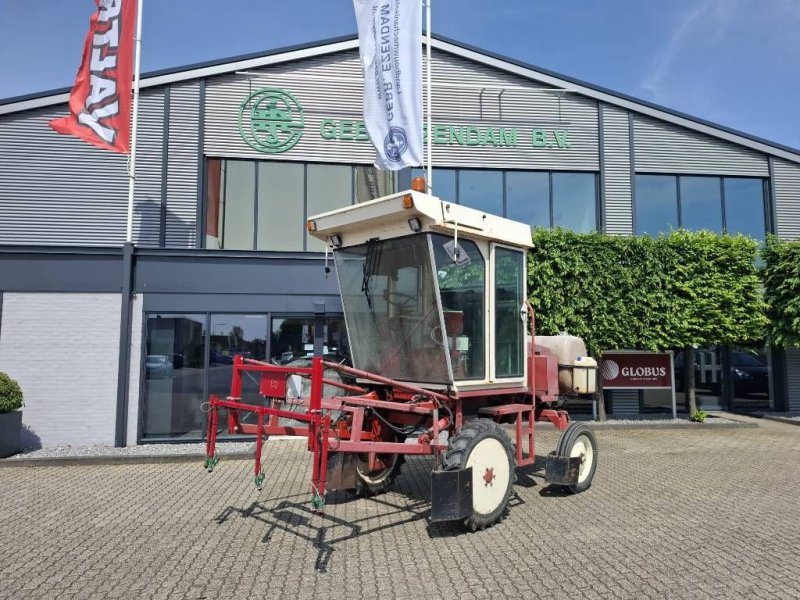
491;244;526;382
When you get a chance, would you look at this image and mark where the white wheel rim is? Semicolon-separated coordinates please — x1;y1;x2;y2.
466;438;510;515
357;454;397;484
570;434;594;484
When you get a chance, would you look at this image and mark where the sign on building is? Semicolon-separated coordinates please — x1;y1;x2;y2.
601;351;677;418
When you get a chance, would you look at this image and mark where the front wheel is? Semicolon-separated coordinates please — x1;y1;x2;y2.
353;453;404;497
555;422;597;493
443;419;515;531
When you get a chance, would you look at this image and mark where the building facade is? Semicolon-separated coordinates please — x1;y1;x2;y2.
1;35;798;447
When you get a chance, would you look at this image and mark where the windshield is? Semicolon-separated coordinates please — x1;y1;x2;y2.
335;235;452;384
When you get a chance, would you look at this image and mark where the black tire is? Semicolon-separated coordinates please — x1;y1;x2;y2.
443;419;515;532
555;422;598;494
353;453;404;497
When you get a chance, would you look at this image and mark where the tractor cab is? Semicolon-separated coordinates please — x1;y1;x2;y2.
307;187;534;393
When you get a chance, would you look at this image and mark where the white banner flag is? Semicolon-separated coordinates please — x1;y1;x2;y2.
353;0;423;170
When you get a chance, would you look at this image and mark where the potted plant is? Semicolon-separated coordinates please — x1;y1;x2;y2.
0;372;24;458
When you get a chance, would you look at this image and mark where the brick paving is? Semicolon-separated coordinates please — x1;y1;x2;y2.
1;419;799;599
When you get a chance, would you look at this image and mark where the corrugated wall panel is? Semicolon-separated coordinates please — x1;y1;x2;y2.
0;90;164;246
633;114;768;176
165;81;201;247
786;349;800;412
772;158;800;241
204;48;599;171
601;104;633;235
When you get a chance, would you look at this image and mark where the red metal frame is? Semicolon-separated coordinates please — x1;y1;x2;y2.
204;307;572;509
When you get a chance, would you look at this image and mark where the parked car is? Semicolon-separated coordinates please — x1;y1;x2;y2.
674;350;768;397
145;354;173;379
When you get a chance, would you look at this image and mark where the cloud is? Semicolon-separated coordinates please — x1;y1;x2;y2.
638;0;738;100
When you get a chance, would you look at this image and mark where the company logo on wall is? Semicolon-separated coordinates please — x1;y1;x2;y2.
601;360;620;380
239;88;304;154
237;87;574;154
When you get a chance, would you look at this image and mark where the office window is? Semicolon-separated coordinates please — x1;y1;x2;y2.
680;177;723;233
552;172;596;233
459;170;503;215
257;162;304;251
724;178;767;240
635;175;767;238
413;167;598;232
635;175;679;235
506;171;549;229
206;160;371;251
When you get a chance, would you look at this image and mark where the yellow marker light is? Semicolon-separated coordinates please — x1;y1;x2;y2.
306;220;317;232
402;195;414;209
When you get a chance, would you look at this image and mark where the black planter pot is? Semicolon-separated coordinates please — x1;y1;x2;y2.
0;410;22;458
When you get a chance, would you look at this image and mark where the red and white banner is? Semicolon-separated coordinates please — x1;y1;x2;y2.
49;0;137;153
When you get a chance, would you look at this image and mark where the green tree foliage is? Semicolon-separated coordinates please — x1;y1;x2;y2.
0;372;23;413
527;229;766;355
762;235;800;346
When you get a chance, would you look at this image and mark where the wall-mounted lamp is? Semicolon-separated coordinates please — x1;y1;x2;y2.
408;217;422;232
329;234;342;248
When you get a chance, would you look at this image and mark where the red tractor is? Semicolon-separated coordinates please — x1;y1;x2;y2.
205;183;598;531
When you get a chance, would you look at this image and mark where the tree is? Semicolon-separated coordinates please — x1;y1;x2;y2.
762;236;800;347
528;228;766;419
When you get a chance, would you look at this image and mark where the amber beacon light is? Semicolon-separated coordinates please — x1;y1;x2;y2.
411;176;426;192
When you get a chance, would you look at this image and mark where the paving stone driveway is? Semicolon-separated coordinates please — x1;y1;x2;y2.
1;420;799;600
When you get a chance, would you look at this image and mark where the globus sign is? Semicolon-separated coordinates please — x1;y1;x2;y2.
601;352;673;389
239;87;573;154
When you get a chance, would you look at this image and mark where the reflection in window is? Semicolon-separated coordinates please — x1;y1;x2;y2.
635;175;767;238
459;170;503;215
257;163;304;251
306;164;354;251
270;316;350;364
724;179;766;240
142;314;206;439
209;315;268;436
552;173;596;233
206;159;363;251
495;247;524;378
635;175;679;235
432;234;485;379
680;177;722;233
506;171;549;229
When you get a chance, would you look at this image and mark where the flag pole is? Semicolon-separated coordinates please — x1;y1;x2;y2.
126;0;144;244
425;0;432;192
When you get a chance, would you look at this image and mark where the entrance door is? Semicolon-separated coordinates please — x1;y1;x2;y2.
493;246;525;380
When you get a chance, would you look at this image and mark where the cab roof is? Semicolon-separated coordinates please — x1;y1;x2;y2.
307;190;534;250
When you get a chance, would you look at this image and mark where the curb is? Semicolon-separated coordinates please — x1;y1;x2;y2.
0;451;255;469
1;416;759;468
756;415;800;427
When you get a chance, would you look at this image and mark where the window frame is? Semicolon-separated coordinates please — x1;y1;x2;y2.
634;173;769;237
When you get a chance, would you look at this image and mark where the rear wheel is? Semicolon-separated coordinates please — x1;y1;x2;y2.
555;422;597;493
443;419;515;531
353;453;404;497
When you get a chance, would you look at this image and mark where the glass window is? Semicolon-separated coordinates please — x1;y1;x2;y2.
257;162;304;251
209;315;268;436
335;235;451;383
221;161;256;250
506;171;549;230
494;247;524;378
635;175;678;235
552;172;596;232
459;170;503;215
142;314;207;439
270;316;349;364
724;178;766;240
680;176;722;233
306;164;353;251
355;166;396;203
432;234;486;379
411;167;457;202
730;346;772;410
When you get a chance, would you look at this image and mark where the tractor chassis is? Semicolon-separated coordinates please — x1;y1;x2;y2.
204;355;572;515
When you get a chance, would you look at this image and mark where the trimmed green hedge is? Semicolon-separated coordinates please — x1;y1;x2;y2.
0;372;23;413
527;229;766;355
762;236;800;347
